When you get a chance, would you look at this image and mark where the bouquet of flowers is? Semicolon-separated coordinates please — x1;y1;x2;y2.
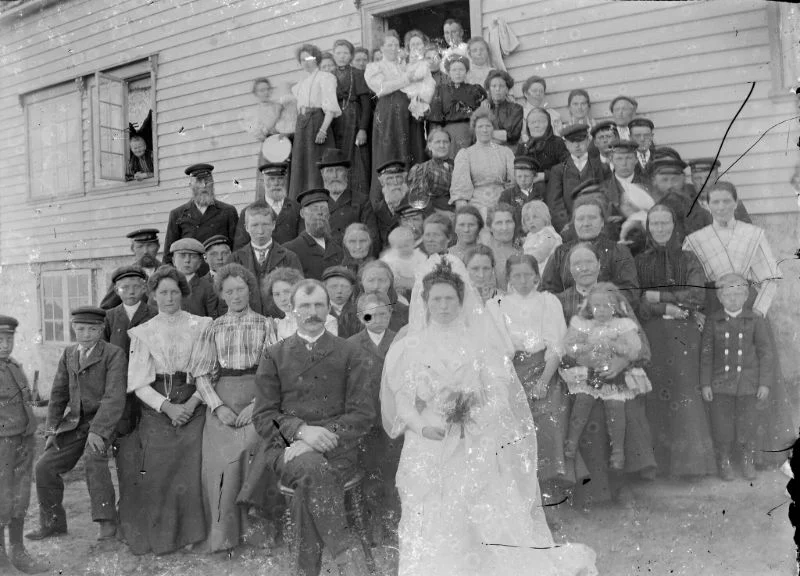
444;391;478;439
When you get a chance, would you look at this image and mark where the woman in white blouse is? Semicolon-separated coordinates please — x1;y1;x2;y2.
119;266;211;555
288;44;341;200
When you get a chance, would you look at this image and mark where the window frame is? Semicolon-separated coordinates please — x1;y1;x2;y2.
39;268;96;344
767;2;800;101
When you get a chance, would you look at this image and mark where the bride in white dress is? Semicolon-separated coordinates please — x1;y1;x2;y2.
381;254;598;576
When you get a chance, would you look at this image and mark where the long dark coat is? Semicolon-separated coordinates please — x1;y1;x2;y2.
164;200;239;264
283;232;344;281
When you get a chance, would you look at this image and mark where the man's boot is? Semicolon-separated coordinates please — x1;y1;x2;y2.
717;444;734;481
741;449;757;481
97;519;117;541
8;519;48;574
334;546;371;576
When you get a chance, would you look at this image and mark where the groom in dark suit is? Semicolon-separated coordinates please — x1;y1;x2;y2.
253;279;374;576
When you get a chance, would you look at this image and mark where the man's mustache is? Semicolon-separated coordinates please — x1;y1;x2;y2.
298;314;326;324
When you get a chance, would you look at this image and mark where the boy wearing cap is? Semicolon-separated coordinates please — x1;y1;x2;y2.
701;273;774;481
547;123;611;232
284;189;344;281
171;238;221;318
99;228;162;310
322;266;357;333
234;161;301;249
164;163;238;267
203;235;233;278
0;316;47;573
499;155;547;223
27;307;126;542
231;203;302;315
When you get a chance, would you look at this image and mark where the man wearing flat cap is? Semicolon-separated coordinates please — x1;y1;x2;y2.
231;202;302;315
203;235;233;279
318;149;379;253
99;228;162;310
0;316;47;573
589;120;619;167
609;95;638;140
27;307;126;543
164;163;239;268
547;123;611;232
169;238;220;318
283;189;344;281
689;157;751;226
628;117;656;174
373;159;410;251
234;161;301;249
499;155;547;225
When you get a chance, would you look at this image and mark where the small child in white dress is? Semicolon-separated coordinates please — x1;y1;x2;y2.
381;227;428;299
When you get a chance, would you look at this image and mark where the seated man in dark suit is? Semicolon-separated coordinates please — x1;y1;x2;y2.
170;238;220;318
230;202;302;315
284;189;344;281
235;161;301;249
252;279;374;576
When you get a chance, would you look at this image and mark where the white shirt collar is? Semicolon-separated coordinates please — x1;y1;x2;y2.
310;235;326;249
78;342;98;354
184;273;195;283
725;308;743;318
251;241;272;251
572;154;588;171
331;302;344;315
368;330;385;346
297;329;326;344
265;196;284;214
617;172;635;184
123;301;141;321
712;219;735;230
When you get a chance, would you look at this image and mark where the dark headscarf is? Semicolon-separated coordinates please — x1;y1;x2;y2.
523;106;554;154
636;204;687;287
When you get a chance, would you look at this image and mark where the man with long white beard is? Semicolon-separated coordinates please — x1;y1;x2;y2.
318;149;378;253
373;160;410;251
99;228;163;310
163;163;239;267
284;189;344;280
234;161;301;249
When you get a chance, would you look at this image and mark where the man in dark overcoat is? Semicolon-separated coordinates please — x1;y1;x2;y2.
163;163;239;269
27;307;126;542
234;162;301;249
230;202;303;315
283;189;344;281
252;279;374;576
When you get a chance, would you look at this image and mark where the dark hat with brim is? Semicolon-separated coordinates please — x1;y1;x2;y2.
126;228;159;243
185;163;215;177
609;95;638;112
377;159;407;175
0;315;19;334
70;306;106;325
628;117;654;131
652;146;686;165
590;120;618;137
513;155;540;171
203;235;231;251
321;265;357;285
169;238;206;255
112;265;147;284
297;188;331;209
571;179;605;201
688;157;721;172
259;161;289;176
610;139;640;154
650;157;687;175
317;148;351;169
561;123;590;142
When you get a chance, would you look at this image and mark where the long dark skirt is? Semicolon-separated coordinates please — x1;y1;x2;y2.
361;425;403;539
289;109;335;201
332;105;371;198
119;407;206;555
572;395;656;507
372;92;412;170
644;315;716;477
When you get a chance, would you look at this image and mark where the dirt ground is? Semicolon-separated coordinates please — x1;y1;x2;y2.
17;417;797;576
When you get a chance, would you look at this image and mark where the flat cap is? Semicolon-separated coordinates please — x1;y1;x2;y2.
628;117;654;131
609;95;638;111
652;146;685;164
321;265;357;284
571;179;605;201
590;120;617;137
169;237;206;255
377;159;407;175
185;163;214;177
258;161;289;176
610;139;640;153
649;157;687;175
297;188;331;210
561;123;590;142
126;228;159;242
688;157;721;172
513;155;540;171
70;306;106;325
203;235;231;250
317;148;351;169
0;315;19;334
112;265;147;284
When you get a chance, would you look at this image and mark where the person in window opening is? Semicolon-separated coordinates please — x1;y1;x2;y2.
126;135;153;182
481;71;524;151
521;76;562;140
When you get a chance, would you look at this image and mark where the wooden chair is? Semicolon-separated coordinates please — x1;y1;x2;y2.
278;469;377;574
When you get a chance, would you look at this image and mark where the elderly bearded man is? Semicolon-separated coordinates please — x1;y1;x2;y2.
284;189;344;280
164;164;238;267
318;149;379;253
372;159;410;251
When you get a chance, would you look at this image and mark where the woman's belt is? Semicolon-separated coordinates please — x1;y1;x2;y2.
298;106;323;115
152;372;195;404
219;366;258;377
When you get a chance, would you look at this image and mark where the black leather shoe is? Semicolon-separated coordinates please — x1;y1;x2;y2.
24;526;67;541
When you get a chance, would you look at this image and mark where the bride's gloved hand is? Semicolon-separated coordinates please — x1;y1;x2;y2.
422;426;446;441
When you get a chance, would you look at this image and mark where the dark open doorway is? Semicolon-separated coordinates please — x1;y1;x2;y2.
384;0;471;49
